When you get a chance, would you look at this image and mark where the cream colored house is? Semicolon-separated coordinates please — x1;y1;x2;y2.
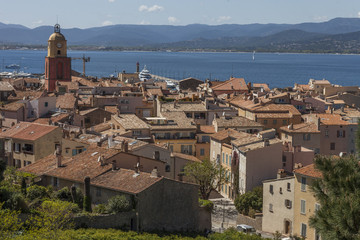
0;122;62;168
262;173;295;236
293;164;321;240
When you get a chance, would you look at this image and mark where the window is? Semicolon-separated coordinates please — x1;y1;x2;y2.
337;130;345;138
44;102;48;107
269;203;273;212
300;200;306;214
201;136;210;143
132;130;141;136
301;223;307;237
200;148;205;156
315;203;320;212
52;177;59;187
301;177;306;191
165;164;171;172
263;120;268;124
222;153;225;163
23;144;33;154
273;120;277;125
287;182;291;191
186;112;192;118
96;187;101;197
282;120;287;125
303;134;311;141
229;155;232;165
279;187;283;194
330;142;335;150
269;184;274;194
226;154;228;164
14;143;21;153
285;199;292;209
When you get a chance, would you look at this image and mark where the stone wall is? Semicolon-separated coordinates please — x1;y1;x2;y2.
74;212;136;230
237;213;263;231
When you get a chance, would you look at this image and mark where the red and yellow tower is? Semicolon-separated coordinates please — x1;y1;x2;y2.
45;24;71;92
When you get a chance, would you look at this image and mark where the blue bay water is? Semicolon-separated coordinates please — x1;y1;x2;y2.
0;50;359;88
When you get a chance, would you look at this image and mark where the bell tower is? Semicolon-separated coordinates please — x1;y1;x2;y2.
45;24;71;92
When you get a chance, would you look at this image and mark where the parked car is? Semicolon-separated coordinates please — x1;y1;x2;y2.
236;224;257;234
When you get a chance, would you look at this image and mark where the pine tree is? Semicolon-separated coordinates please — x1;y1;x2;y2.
309;155;360;240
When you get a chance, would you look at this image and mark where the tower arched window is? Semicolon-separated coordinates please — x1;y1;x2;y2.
57;50;61;55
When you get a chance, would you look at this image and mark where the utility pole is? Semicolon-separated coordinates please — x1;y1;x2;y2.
71;54;90;77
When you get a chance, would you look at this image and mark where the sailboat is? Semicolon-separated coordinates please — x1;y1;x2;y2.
252;51;255;61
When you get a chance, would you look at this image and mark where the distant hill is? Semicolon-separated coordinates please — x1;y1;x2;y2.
2;18;360;53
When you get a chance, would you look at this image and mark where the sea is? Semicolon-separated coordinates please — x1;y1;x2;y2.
0;50;359;88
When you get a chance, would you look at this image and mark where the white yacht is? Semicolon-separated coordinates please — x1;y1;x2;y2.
139;65;152;82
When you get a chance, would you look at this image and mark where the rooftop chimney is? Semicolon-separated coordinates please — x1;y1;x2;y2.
277;169;287;179
55;144;62;168
124;141;129;152
150;167;159;178
263;138;270;147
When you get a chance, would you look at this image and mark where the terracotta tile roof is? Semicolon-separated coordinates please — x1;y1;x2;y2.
51;113;70;123
211;128;250;142
237;138;282;152
161;102;206;112
269;92;289;99
0;81;15;91
294;164;322;178
112;114;149;130
280;122;320;133
146;88;163;97
215;116;263;128
8;90;44;101
252;83;270;91
151;112;196;130
33;118;50;125
56;93;77;109
0;101;25;112
105;106;118;114
199;125;216;134
0;122;59;141
171;152;202;162
90;122;112;133
256;113;292;119
91;168;163;194
231;134;263;147
252;104;301;116
211;78;248;91
317;114;352;125
313;80;331;85
24;78;41;84
79;107;109;116
21;144;118;181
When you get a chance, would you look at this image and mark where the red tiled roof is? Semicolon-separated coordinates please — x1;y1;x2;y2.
200;125;216;134
0;122;59;141
211;128;249;142
317;114;352;125
92;168;163;194
56;93;76;109
294;164;322;178
280;122;320;133
211;78;248;91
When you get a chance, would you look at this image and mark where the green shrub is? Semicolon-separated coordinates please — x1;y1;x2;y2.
52;187;84;209
26;185;48;201
199;198;214;211
106;195;132;213
235;186;263;216
83;196;91;212
93;204;108;214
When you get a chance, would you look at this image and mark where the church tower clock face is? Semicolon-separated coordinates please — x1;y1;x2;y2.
57;43;62;48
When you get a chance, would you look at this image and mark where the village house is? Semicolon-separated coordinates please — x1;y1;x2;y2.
212;115;264;133
0;122;62;168
210;77;249;96
111;114;151;140
146;112;197;155
232;130;283;194
0;101;27;128
195;125;215;160
293;164;321;240
179;77;204;92
280;122;321;154
0;81;15;101
308;79;332;95
19;144;206;232
73;107;112;129
304;113;357;155
262;171;295;236
56;93;77;112
282;143;315;173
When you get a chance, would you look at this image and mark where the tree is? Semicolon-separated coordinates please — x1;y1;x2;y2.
106;195;132;213
26;200;79;239
0;203;23;240
356;119;360;156
0;158;6;182
309;155;360;240
234;186;263;217
184;159;228;200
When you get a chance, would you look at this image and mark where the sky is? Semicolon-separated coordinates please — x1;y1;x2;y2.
1;0;360;29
